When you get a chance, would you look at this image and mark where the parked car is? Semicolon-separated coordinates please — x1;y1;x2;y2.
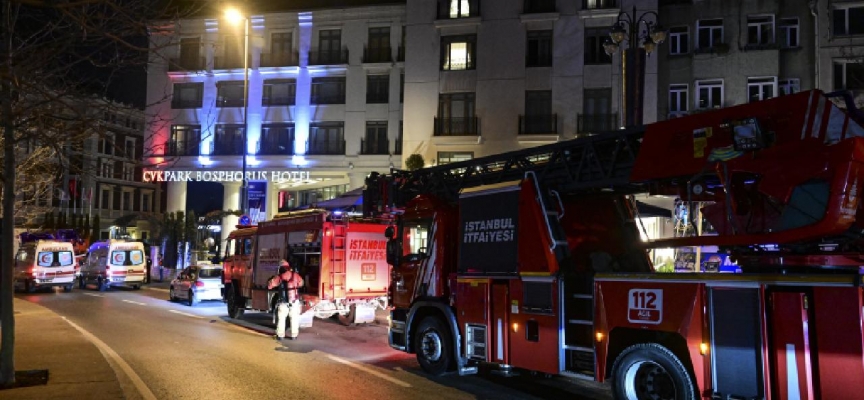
169;263;224;306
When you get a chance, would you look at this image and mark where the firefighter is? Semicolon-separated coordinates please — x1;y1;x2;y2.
268;259;304;341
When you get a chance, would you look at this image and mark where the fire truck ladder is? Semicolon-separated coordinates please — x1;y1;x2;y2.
329;213;349;300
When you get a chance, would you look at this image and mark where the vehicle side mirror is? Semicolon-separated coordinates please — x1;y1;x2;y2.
386;237;400;267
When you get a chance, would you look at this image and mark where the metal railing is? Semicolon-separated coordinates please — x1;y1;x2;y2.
577;113;618;133
257;139;296;155
168;57;206;72
211;138;245;156
165;141;200;157
260;52;299;68
434;117;480;136
213;55;250;70
361;138;390;155
306;140;346;155
519;114;558;135
310;93;345;105
363;46;393;63
309;48;349;65
523;0;556;13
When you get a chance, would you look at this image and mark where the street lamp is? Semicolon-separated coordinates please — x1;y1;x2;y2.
604;6;665;128
225;7;250;217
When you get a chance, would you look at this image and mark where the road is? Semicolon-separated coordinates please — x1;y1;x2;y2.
15;286;612;400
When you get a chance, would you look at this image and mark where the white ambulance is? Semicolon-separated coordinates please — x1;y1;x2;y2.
14;240;77;293
79;240;147;291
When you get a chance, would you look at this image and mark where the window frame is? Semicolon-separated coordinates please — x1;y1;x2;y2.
668;26;690;55
584;28;612;65
832;4;864;36
779;78;800;96
695;79;724;109
747;14;775;46
171;82;204;109
441;35;476;71
779;18;799;48
696;19;724;49
311;77;347;105
366;74;390;104
216;81;246;108
834;61;864;91
526;30;553;67
668;84;689;114
437;151;474;165
747;76;777;102
262;79;296;106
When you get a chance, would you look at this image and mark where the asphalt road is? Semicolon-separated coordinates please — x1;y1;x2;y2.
15;286;612;400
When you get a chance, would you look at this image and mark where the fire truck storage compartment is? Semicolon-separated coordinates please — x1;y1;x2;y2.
708;287;765;399
290;242;321;297
458;184;520;275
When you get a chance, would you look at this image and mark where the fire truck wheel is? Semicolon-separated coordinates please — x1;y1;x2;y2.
415;317;453;376
226;287;245;319
611;343;696;400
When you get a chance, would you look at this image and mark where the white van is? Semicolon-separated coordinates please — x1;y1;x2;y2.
14;240;77;293
80;240;147;291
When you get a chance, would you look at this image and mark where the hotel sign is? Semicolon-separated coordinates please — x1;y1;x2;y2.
142;170;311;184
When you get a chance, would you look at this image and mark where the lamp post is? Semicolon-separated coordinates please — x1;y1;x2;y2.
603;6;665;128
225;7;250;217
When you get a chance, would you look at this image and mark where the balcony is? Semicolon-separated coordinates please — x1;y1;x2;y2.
309;49;349;66
363;46;392;64
519;114;557;135
577;113;618;134
168;57;205;72
523;0;556;13
211;138;245;156
434;117;480;136
582;0;617;9
213;55;249;70
260;52;299;68
306;140;346;155
256;140;295;156
165;141;199;157
361;138;389;155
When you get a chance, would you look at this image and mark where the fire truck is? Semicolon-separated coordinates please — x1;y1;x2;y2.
222;209;391;325
364;90;864;399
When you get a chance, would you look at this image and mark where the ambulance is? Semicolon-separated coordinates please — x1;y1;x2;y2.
79;240;147;291
14;240;77;293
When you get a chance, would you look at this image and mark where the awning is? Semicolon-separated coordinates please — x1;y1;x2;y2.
313;187;363;210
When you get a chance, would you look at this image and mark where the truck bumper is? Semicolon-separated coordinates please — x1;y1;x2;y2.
388;311;407;351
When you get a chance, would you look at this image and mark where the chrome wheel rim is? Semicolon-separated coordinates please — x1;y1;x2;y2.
623;360;676;400
420;330;442;362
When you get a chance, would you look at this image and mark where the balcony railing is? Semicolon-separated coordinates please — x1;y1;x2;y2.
363;46;393;63
523;0;556;13
583;0;617;9
577;113;618;133
213;55;249;70
165;141;200;157
434;117;480;136
306;140;346;155
309;49;349;65
310;93;345;105
519;114;557;135
211;138;245;156
361;138;390;155
257;139;296;156
260;52;299;68
168;57;206;72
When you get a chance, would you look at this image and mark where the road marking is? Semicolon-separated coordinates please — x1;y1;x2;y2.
62;317;157;400
327;355;411;388
169;309;204;319
83;293;104;297
122;300;147;306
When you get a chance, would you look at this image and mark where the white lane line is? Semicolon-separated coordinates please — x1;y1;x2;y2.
83;293;104;297
327;355;411;388
168;309;204;319
122;300;147;306
61;317;157;400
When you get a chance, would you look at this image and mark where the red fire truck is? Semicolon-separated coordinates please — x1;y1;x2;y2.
364;90;864;399
222;209;391;325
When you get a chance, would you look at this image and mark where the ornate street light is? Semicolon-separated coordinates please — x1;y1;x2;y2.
604;7;665;128
225;7;250;217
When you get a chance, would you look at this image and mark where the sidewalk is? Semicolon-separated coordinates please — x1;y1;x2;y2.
0;298;123;399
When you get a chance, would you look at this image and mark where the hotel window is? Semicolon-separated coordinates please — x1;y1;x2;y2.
219;34;244;69
526;30;552;67
216;81;245;107
263;79;296;106
697;19;724;49
438;151;473;165
177;37;202;70
441;35;476;71
100;159;114;178
213;125;245;156
171;83;203;109
308;122;345;155
668;27;689;55
669;84;689;117
367;75;390;104
583;0;617;9
99;135;114;156
779;78;800;96
695;79;724;109
833;5;864;36
311;77;346;104
366;27;391;63
584;28;611;65
779;18;799;48
362;121;389;155
834;61;864;91
168;125;201;156
747;15;774;46
259;123;296;156
271;32;292;55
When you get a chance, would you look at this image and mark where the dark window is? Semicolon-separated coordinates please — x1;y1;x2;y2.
168;125;201;156
122;192;131;211
437;0;480;19
313;29;345;64
395;122;403;155
174;37;202;70
217;35;244;69
779;18;799;48
362;121;389;155
522;91;554;134
311;77;346;104
101;190;109;210
579;88;615;132
367;75;390;104
441;35;476;71
308;122;345;155
263;79;296;106
523;281;553;313
437;151;473;164
262;32;296;67
524;0;556;14
436;93;477;136
216;81;245;107
259;123;295;155
526;30;552;67
365;27;391;63
833;6;864;36
834;62;864;91
747;15;774;45
668;26;689;55
400;73;405;103
213;124;245;156
272;32;292;54
171;83;203;109
143;193;151;212
585;28;611;64
697;19;724;49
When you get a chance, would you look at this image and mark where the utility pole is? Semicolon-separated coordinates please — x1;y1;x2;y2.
0;0;16;386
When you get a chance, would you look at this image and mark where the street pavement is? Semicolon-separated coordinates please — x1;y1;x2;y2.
0;276;390;399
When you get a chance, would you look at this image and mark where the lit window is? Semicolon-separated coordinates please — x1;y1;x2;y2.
441;35;476;70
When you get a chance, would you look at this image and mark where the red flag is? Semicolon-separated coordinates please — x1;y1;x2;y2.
68;179;77;198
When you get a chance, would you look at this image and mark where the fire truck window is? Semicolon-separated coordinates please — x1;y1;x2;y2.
404;219;431;256
522;281;553;314
242;238;253;255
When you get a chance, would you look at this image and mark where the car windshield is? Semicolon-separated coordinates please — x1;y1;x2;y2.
198;268;222;279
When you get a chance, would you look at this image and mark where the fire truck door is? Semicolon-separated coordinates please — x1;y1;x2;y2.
768;291;815;400
491;282;509;364
708;287;765;399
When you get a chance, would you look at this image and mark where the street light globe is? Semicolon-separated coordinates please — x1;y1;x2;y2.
225;8;244;25
610;23;627;44
650;26;667;44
